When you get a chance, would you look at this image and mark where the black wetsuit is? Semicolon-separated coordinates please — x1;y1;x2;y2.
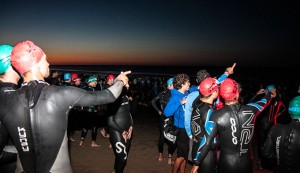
80;85;99;142
262;120;300;173
107;88;133;173
0;80;123;173
191;100;218;173
150;89;175;156
196;93;273;173
255;97;286;169
0;82;18;171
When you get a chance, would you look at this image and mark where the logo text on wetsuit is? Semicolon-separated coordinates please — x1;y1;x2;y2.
230;118;238;144
276;136;281;165
116;142;127;159
18;127;29;152
239;111;255;155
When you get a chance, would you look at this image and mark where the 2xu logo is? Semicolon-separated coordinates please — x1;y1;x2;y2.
18;127;29;152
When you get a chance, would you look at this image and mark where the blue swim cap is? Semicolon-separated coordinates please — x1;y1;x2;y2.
289;96;300;119
167;78;173;87
266;85;276;91
0;44;13;74
64;73;71;80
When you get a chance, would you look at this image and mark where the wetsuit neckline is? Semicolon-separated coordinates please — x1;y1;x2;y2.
22;80;49;87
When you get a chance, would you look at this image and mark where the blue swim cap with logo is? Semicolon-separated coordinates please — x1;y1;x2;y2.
0;44;13;74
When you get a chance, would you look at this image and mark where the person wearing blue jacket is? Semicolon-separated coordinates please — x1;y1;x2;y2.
164;73;197;173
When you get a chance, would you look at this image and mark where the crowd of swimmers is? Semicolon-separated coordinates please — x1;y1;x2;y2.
1;41;300;173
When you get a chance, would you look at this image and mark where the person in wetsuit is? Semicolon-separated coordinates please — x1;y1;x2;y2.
0;44;20;172
192;78;276;173
79;75;101;147
0;40;130;173
190;77;220;173
185;63;235;164
262;95;300;173
107;84;133;173
150;77;176;165
255;85;286;169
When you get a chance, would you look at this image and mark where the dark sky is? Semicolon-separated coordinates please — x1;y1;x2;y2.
1;1;298;67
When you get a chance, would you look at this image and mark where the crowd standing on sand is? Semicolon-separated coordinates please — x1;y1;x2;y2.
1;40;300;173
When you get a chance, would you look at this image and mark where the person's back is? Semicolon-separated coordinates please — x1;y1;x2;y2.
0;40;130;173
195;78;276;173
0;80;122;172
263;121;300;173
0;44;19;172
263;96;300;173
211;103;257;172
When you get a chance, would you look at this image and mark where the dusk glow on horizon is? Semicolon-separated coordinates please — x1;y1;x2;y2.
1;1;298;67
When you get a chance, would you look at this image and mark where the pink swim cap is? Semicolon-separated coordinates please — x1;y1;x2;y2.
220;78;239;101
11;40;45;74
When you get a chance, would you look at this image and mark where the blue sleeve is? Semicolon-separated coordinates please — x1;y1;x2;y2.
216;73;229;84
189;86;198;92
247;93;272;112
184;91;199;138
164;96;181;117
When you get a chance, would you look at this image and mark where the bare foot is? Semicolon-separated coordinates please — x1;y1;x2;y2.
100;129;110;138
79;140;84;147
168;157;173;165
91;142;101;147
158;155;164;162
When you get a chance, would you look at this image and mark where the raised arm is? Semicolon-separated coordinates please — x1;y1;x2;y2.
216;63;236;84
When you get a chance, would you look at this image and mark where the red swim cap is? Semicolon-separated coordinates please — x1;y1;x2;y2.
71;73;80;81
199;77;218;96
107;74;115;80
11;40;45;74
220;78;239;101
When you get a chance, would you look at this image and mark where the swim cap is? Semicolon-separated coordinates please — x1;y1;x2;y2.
64;73;71;80
220;78;239;101
0;44;13;74
199;77;218;96
87;76;97;83
266;84;276;91
288;96;300;119
167;78;173;87
107;74;115;80
196;69;210;83
71;73;80;82
11;40;45;74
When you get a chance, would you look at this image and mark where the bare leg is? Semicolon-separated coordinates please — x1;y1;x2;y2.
172;157;184;173
179;159;186;173
168;154;173;165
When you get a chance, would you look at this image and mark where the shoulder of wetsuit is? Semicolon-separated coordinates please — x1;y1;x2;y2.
26;81;48;109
